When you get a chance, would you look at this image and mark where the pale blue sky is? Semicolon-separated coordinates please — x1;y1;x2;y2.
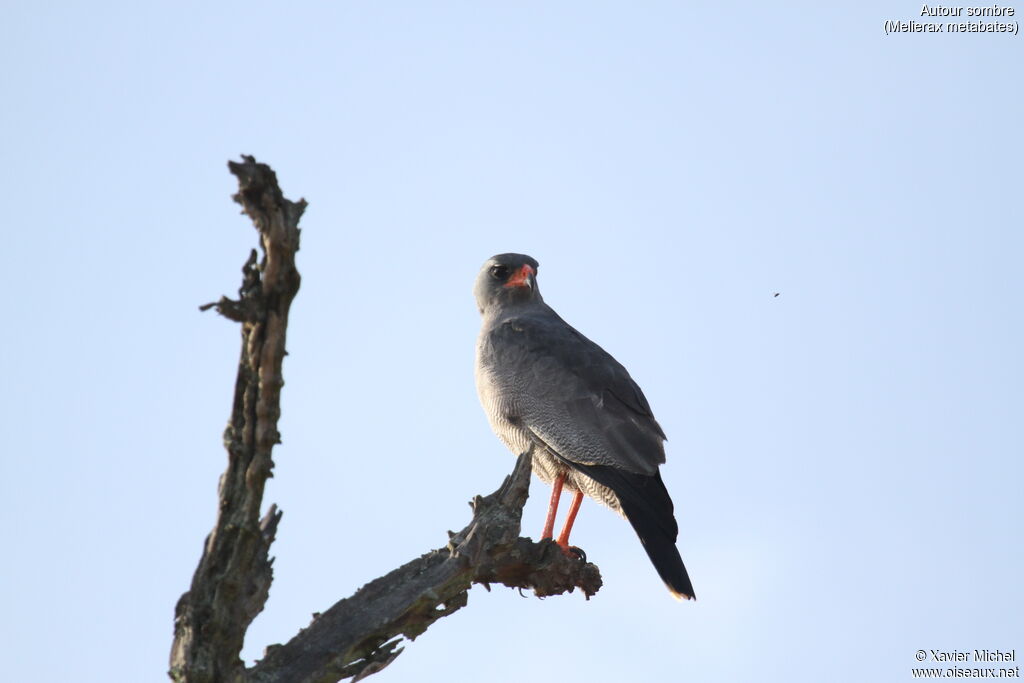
1;3;1021;682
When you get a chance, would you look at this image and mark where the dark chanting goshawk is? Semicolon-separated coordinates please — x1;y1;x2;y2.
473;253;695;600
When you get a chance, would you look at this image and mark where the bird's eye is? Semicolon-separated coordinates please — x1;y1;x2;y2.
490;264;510;280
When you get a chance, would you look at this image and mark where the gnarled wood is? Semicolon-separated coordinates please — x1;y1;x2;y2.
248;451;601;683
170;156;304;683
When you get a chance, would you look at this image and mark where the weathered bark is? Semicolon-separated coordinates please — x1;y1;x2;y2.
248;450;601;683
170;157;601;683
170;156;304;683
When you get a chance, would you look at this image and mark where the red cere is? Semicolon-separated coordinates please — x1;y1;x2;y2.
503;264;535;288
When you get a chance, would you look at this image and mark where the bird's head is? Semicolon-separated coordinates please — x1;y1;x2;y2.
474;253;541;315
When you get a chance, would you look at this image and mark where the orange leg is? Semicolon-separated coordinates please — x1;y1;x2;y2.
556;489;584;549
541;472;565;540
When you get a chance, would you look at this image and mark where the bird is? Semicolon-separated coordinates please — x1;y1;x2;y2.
473;253;695;600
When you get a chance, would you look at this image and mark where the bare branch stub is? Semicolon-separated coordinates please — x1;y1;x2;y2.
170;156;305;683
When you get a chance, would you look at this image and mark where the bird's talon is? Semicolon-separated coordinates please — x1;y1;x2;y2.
554;541;586;562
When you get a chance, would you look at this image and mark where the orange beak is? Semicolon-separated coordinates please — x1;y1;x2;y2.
503;264;535;289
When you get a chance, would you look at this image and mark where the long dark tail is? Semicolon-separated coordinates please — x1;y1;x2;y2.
563;463;695;600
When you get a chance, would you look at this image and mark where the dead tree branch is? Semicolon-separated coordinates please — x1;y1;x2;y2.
170;157;601;683
170;155;304;683
248;451;602;683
